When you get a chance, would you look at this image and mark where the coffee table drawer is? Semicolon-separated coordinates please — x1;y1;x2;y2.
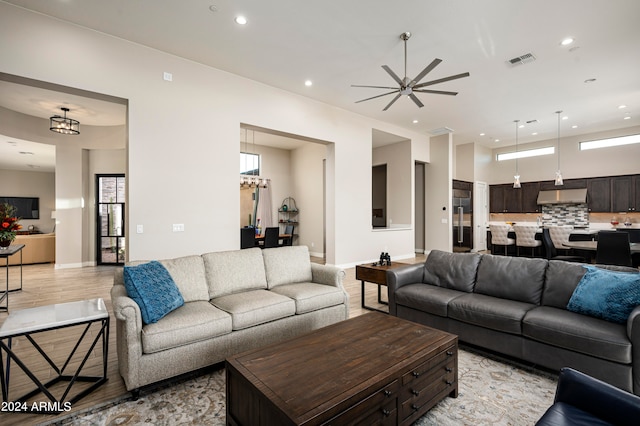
402;344;457;387
326;380;399;425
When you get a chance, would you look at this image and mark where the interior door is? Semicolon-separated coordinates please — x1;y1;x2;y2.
96;174;126;265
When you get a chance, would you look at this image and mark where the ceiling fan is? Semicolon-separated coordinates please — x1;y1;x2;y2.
352;32;470;111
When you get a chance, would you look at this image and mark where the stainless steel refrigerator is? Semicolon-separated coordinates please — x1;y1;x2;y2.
453;189;473;252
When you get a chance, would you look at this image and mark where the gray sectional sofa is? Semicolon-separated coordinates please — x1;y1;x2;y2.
111;246;348;393
387;250;640;395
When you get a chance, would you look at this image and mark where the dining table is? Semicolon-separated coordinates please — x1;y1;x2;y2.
255;233;292;245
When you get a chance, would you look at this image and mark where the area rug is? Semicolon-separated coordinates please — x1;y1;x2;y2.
43;347;557;426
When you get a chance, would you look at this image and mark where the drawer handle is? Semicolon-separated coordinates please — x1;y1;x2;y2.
411;389;420;396
446;380;453;386
382;409;391;417
411;403;419;411
383;390;392;397
446;351;454;356
412;371;420;378
445;367;453;373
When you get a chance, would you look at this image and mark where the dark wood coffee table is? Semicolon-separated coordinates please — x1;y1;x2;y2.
356;262;409;313
226;312;458;425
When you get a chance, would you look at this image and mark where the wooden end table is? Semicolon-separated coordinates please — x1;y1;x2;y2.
356;262;408;313
226;312;458;425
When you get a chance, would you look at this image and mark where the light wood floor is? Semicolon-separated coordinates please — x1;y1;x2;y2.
0;255;425;425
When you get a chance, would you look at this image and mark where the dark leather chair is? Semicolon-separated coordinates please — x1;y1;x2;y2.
262;227;280;249
280;224;294;246
240;227;256;249
536;367;640;426
596;231;632;267
541;228;585;263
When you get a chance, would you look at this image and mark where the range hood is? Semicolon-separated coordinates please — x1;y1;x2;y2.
537;188;587;205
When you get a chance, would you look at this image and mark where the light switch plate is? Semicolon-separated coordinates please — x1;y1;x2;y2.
136;225;143;234
172;224;184;232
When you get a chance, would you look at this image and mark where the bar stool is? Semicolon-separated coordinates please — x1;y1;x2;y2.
513;224;542;257
489;224;515;256
548;225;574;256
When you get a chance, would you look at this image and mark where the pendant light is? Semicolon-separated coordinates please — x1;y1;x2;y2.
554;110;564;186
513;119;521;188
49;107;80;135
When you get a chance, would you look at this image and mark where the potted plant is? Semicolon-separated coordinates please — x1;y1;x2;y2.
0;203;22;248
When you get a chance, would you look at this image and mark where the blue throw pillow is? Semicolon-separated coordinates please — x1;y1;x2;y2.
123;261;184;324
567;266;640;324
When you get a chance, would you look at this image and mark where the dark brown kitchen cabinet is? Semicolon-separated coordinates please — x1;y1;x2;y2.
634;175;640;212
521;182;541;213
490;184;522;212
587;177;611;212
490;185;506;213
612;176;633;212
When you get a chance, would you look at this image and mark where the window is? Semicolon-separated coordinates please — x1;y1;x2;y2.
497;146;554;161
240;152;260;175
579;134;640;151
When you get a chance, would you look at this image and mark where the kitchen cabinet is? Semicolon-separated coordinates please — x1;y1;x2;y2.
587;177;611;212
521;182;541;213
490;185;506;213
612;176;633;212
490;184;522;213
634;175;640;212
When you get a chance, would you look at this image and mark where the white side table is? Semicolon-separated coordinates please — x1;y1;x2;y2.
0;298;109;414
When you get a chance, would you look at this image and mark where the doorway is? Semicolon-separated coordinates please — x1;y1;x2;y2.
96;174;125;265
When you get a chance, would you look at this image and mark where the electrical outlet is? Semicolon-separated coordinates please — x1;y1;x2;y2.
172;223;184;232
136;225;144;234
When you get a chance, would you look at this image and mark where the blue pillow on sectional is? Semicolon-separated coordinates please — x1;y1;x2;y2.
123;261;184;324
567;266;640;324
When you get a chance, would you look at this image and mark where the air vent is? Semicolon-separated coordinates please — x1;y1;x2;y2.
429;127;454;136
507;53;537;67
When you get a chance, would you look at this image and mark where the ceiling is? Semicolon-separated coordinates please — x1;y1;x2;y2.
1;0;640;153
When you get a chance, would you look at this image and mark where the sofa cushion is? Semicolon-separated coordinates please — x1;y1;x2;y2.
262;246;313;289
423;250;481;292
567;266;640;324
270;283;345;314
141;301;232;354
523;306;631;364
448;293;536;335
394;283;466;317
475;254;547;304
123;261;184;324
541;260;587;309
211;289;296;330
203;248;267;299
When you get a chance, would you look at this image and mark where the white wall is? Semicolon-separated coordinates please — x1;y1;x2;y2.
484;125;640;184
454;143;475;183
425;133;453;252
0;3;428;267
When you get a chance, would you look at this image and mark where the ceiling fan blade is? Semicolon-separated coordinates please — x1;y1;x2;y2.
409;93;424;108
351;84;399;90
413;72;470;89
355;89;400;104
381;65;403;86
410;58;442;87
383;93;402;111
413;89;459;96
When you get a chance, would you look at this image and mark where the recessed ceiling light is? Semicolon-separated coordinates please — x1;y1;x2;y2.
479;133;485;136
518;124;525;128
412;119;419;124
560;37;574;46
304;80;313;87
572;125;578;129
208;5;218;13
531;132;538;136
562;116;569;120
618;105;627;109
494;139;500;143
234;16;247;25
584;78;596;83
624;116;632;120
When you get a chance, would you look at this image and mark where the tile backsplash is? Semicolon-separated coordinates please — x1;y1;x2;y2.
541;203;589;228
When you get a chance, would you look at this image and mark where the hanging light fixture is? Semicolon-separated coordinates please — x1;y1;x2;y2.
513;119;521;188
49;107;80;135
554;110;564;186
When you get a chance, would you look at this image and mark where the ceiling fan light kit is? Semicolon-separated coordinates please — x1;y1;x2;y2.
352;32;470;111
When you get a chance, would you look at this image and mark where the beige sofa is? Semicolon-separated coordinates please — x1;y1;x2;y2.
111;246;348;394
8;233;55;265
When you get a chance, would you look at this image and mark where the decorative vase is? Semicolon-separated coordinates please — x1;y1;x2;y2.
0;239;10;249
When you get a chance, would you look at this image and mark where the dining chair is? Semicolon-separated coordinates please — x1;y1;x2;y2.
548;225;575;256
240;227;256;249
513;224;542;257
595;231;632;267
280;224;294;247
263;227;280;249
541;228;585;263
489;224;515;256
